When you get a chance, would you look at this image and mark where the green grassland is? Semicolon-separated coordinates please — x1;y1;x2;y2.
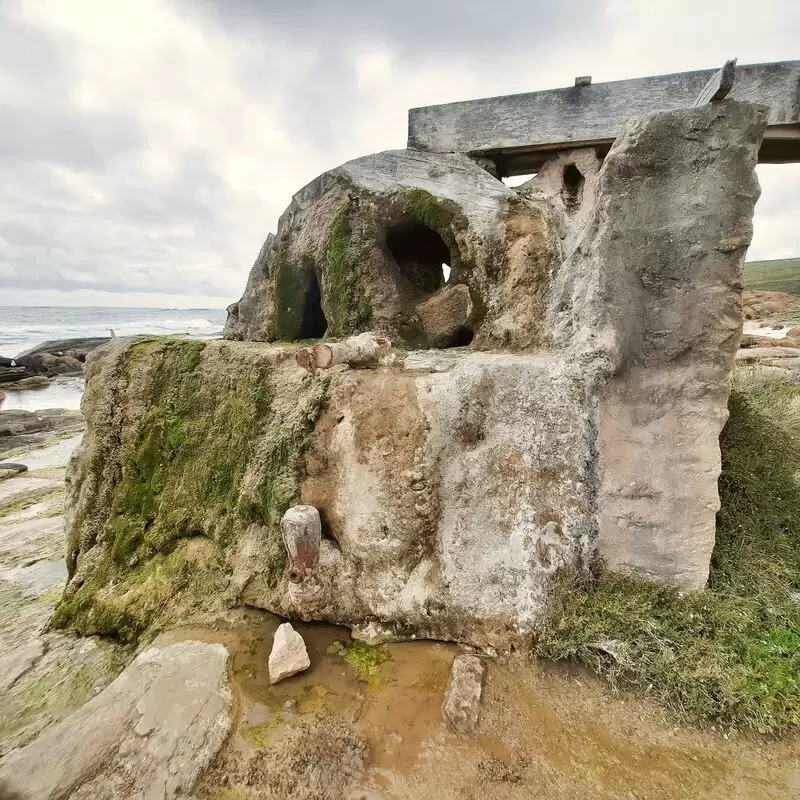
743;258;800;293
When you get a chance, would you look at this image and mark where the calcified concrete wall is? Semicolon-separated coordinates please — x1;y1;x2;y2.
58;100;766;650
550;100;766;586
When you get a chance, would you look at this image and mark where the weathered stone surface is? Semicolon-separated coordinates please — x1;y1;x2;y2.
15;338;110;361
0;640;44;693
224;149;562;351
736;346;800;360
551;100;766;586
0;409;85;460
442;654;485;736
0;463;28;481
517;147;602;257
58;339;593;649
414;282;474;348
269;622;310;683
0;476;61;511
0;641;232;800
59;98;767;648
407;61;799;171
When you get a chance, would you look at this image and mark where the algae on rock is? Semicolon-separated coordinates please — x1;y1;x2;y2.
53;338;329;642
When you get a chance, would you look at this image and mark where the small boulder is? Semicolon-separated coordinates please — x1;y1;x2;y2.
442;653;485;736
269;622;311;684
0;463;29;481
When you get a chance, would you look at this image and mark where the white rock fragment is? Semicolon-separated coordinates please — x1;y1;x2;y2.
269;622;311;684
442;653;485;736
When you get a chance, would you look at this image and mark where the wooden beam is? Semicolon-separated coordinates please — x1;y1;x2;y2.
408;61;800;173
693;58;737;105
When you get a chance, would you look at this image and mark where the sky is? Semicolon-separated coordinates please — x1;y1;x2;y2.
0;0;798;308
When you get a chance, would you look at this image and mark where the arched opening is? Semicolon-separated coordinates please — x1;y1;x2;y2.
387;223;451;294
298;269;327;339
562;163;585;211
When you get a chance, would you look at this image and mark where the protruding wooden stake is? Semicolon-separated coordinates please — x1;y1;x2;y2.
281;505;322;584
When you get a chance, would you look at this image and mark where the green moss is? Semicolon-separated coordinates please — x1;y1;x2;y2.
536;378;800;734
322;201;372;337
100;339;273;566
53;339;330;641
341;640;391;690
241;715;284;748
274;255;319;341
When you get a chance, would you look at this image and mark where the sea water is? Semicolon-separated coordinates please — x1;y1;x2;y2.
0;307;227;411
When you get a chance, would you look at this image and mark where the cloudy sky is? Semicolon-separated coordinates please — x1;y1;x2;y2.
1;0;798;308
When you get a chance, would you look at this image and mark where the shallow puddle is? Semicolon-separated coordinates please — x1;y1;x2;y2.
162;613;800;799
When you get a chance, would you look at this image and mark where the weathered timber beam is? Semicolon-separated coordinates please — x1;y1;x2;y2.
693;58;737;105
408;61;800;174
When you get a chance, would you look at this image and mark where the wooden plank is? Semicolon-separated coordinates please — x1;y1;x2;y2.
693;58;737;105
408;61;800;173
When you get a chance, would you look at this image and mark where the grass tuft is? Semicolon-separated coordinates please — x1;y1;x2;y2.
536;374;800;734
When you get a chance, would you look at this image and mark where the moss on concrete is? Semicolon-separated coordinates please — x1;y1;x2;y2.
321;200;372;338
52;338;330;643
536;375;800;734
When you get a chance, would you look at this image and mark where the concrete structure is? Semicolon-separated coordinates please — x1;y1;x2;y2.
408;61;800;175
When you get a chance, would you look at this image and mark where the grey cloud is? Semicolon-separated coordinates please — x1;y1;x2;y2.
180;0;608;56
0;0;796;308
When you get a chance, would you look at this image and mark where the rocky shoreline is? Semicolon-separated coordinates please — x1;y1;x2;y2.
0;338;110;401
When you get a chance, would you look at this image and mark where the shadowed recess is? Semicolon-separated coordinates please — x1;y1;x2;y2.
387;223;451;294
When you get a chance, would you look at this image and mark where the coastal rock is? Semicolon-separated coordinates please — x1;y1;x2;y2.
0;641;232;800
269;623;311;684
3;376;51;390
57;100;766;649
0;463;28;481
442;654;485;736
0;409;85;459
0;640;44;693
224;148;561;350
15;337;110;361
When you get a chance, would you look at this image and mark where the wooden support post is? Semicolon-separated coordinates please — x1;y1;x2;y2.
281;505;321;584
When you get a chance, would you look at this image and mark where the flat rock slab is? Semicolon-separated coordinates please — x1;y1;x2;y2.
736;346;800;360
0;640;44;693
0;516;64;568
0;477;61;511
0;559;67;599
442;654;486;736
0;641;232;800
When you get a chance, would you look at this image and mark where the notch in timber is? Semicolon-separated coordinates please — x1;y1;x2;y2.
693;58;737;106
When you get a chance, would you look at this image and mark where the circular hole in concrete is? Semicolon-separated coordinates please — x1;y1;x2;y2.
386;223;450;295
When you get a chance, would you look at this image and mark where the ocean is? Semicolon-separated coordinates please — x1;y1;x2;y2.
0;307;227;412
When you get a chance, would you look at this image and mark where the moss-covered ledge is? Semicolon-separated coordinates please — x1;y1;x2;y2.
52;338;329;643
